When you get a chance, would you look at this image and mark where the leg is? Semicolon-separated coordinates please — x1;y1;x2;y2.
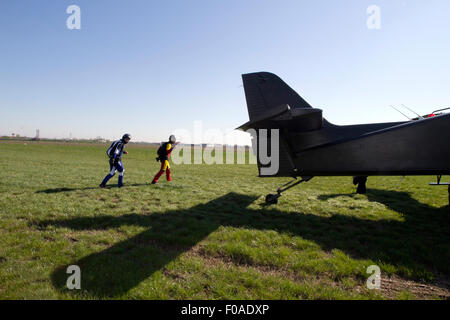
100;161;116;187
116;161;125;187
152;161;166;184
165;161;171;181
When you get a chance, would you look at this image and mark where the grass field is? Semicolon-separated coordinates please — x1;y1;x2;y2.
0;141;449;299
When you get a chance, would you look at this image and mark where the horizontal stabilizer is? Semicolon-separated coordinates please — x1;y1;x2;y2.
237;104;324;132
237;104;289;131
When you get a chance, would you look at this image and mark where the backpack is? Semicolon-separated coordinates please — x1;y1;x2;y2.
156;142;168;161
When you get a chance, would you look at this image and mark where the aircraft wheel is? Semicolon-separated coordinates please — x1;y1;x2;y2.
265;193;279;205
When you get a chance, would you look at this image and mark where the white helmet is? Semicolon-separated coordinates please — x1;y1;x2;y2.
169;135;176;143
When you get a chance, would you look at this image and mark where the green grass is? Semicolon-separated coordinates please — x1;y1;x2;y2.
0;141;449;299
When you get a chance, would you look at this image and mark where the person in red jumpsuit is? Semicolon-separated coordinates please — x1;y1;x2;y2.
152;135;178;184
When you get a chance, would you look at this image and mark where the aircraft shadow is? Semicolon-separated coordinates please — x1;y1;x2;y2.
35;191;450;298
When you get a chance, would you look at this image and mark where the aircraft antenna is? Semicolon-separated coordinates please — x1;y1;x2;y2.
390;105;410;120
401;104;424;120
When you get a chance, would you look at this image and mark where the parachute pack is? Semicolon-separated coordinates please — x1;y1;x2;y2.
156;142;169;161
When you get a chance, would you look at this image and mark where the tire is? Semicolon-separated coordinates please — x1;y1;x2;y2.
265;194;279;205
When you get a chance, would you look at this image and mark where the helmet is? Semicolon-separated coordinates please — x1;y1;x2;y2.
169;135;176;144
122;133;131;143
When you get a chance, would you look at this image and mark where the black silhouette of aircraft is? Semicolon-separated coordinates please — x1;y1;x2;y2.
238;72;450;204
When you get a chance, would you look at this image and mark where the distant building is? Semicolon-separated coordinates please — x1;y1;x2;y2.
31;129;40;141
94;136;107;143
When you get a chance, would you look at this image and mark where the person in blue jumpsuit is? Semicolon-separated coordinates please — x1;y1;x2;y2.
100;134;131;188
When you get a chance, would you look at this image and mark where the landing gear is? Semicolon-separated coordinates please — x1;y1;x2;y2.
265;193;279;205
353;176;368;194
428;175;450;206
265;176;313;205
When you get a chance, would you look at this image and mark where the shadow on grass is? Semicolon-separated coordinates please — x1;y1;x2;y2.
36;183;150;193
35;190;450;298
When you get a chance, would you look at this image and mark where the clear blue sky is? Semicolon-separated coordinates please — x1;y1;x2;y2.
1;0;449;144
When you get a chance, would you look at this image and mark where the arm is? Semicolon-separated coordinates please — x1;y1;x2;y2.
166;143;177;156
167;142;179;153
113;143;124;161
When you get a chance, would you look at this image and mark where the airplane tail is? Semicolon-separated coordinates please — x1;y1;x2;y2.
238;72;326;132
242;72;314;120
238;72;324;177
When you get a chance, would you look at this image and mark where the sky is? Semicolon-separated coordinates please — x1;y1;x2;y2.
0;0;449;144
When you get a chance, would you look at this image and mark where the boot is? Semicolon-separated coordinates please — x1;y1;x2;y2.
100;173;114;187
